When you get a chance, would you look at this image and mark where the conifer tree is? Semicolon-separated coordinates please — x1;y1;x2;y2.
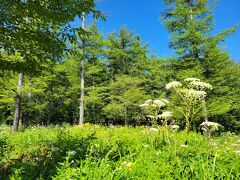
162;0;240;130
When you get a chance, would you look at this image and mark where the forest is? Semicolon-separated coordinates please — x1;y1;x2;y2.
0;0;240;179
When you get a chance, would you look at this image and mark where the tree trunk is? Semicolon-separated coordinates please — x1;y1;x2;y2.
79;13;85;124
13;73;24;132
200;95;208;122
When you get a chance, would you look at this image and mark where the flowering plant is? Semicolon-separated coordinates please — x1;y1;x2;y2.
200;121;223;138
140;99;174;127
166;78;212;131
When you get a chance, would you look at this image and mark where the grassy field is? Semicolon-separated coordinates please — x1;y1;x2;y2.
0;124;240;179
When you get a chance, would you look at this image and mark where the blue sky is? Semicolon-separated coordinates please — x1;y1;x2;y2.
92;0;240;62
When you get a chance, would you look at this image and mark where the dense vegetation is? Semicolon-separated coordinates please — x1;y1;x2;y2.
0;125;240;179
0;0;240;179
1;0;240;132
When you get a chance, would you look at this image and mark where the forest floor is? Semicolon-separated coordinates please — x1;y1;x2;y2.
0;124;240;179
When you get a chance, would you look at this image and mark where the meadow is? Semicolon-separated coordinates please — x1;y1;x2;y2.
0;124;239;179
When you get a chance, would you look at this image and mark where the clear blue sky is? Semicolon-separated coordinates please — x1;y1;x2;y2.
93;0;240;62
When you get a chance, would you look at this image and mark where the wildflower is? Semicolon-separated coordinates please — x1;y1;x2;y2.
161;99;169;104
146;115;156;119
190;81;212;90
236;139;240;143
122;161;133;171
158;111;173;119
166;81;182;90
70;151;77;156
153;100;166;107
149;127;159;132
144;99;153;104
170;125;180;130
185;89;206;99
184;78;200;82
234;151;240;155
200;121;222;132
232;143;238;147
143;144;149;148
180;144;188;148
212;143;217;147
139;103;148;108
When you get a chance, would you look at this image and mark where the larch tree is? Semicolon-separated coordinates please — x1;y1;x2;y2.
162;0;240;130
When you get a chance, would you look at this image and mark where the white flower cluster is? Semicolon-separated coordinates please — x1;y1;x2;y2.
149;127;159;132
166;81;182;90
185;89;207;99
161;99;169;104
200;121;222;132
122;161;132;168
139;103;148;107
153;100;166;107
170;125;180;129
190;81;212;90
184;78;200;82
145;99;153;104
158;111;173;119
146;115;156;119
140;99;169;108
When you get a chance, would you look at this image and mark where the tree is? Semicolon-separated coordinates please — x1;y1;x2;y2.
162;0;240;130
0;0;103;73
106;27;147;76
0;0;103;131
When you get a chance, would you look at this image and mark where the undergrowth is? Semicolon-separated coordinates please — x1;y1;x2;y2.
0;124;239;179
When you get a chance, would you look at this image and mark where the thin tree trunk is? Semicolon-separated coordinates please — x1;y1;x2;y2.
201;95;208;122
79;13;85;124
13;73;24;131
24;78;32;128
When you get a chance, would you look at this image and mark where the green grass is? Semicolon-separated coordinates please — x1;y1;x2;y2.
0;124;240;179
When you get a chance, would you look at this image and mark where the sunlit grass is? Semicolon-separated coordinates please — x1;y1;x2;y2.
0;125;239;179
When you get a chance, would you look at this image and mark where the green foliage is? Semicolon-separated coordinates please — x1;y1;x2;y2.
166;78;212;130
0;0;103;73
0;125;240;179
162;0;240;131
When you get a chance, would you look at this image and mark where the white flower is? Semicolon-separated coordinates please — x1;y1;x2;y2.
200;121;222;131
190;81;212;90
146;115;156;119
161;99;169;104
70;151;77;156
232;144;239;147
149;127;159;132
158;111;173;119
144;99;153;104
180;144;188;148
184;78;200;82
153;100;166;107
234;151;240;155
143;144;149;148
236;139;240;143
122;161;132;168
139;103;148;108
166;81;182;90
170;125;179;129
212;143;217;147
185;89;206;99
